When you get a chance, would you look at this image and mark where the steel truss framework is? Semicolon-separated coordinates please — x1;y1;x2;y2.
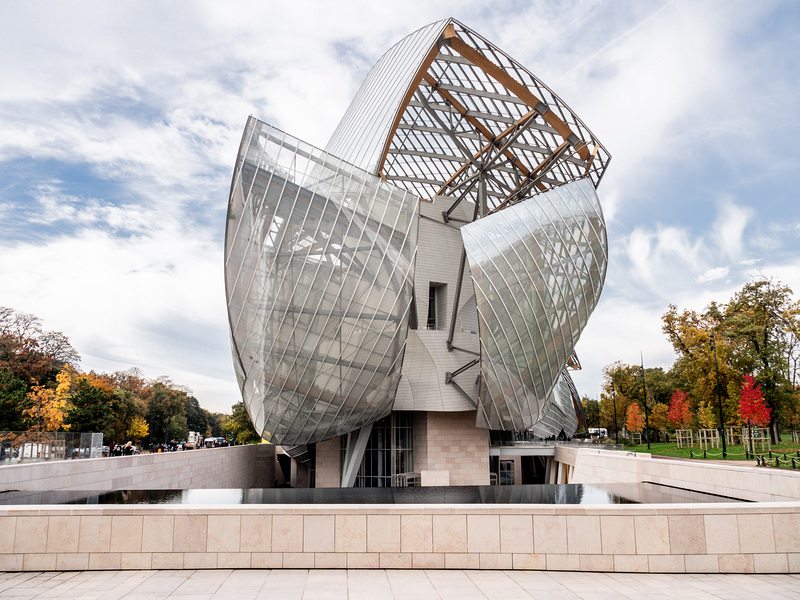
226;18;610;448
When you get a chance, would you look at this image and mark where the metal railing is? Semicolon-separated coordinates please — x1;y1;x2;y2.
392;472;421;487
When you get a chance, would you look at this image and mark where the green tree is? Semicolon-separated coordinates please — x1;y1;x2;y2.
222;401;261;444
206;412;224;437
108;388;145;444
63;378;115;435
145;381;187;445
663;304;745;431
581;396;601;429
719;279;800;441
0;367;28;430
600;363;637;427
184;396;209;435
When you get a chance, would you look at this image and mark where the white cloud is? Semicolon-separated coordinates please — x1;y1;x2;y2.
1;0;798;416
696;266;730;284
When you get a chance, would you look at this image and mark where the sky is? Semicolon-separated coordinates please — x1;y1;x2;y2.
1;0;799;414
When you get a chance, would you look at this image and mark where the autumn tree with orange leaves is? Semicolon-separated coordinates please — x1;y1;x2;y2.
626;402;645;432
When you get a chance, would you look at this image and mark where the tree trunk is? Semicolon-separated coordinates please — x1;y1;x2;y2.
770;414;781;444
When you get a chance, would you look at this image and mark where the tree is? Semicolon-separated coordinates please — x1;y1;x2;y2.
64;377;115;435
23;385;56;431
740;374;771;428
696;400;716;429
0;307;80;385
127;415;149;445
668;390;693;429
206;412;224;437
650;403;669;435
626;402;645;433
720;279;800;441
108;388;145;444
184;396;209;435
0;367;27;430
222;401;261;444
599;362;638;433
145;380;187;445
581;397;601;429
22;367;74;432
662;304;742;427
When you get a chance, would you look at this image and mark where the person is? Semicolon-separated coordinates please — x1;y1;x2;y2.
109;441;116;457
123;441;133;456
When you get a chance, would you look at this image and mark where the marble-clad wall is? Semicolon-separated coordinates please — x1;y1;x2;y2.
0;444;275;492
557;446;800;502
1;503;798;572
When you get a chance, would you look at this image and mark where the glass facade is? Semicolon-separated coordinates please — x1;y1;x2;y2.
226;18;612;456
342;411;414;487
225;119;419;446
461;178;606;432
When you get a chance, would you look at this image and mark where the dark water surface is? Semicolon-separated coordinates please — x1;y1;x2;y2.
0;482;743;505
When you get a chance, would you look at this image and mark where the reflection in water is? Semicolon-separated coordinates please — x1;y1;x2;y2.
0;483;742;506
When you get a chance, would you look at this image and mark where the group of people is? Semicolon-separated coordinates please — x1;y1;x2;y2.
107;441;136;456
149;440;182;453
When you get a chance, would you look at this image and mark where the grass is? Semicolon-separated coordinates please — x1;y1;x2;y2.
619;439;800;469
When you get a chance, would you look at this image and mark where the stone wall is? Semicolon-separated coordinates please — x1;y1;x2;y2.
1;502;798;572
0;444;275;492
315;438;341;488
556;446;800;502
414;411;489;486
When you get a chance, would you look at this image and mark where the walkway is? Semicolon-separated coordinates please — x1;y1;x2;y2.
1;569;799;599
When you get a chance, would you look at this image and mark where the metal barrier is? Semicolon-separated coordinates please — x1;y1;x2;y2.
0;431;103;466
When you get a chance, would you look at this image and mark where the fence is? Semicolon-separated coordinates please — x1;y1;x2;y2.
0;431;103;466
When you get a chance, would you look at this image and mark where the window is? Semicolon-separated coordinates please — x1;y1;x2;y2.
427;283;446;330
499;459;515;485
344;412;414;487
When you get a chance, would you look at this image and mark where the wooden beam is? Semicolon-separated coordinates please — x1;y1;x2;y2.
376;43;442;177
425;73;538;195
446;36;590;161
491;139;571;212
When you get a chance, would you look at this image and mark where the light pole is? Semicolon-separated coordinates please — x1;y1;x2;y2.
610;384;620;444
709;331;728;458
640;354;651;450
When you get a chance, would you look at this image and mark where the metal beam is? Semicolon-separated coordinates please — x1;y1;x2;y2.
447;247;468;351
340;423;373;488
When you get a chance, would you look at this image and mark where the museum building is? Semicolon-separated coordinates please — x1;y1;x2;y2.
224;18;611;487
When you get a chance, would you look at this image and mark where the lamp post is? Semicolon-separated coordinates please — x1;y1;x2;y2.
640;354;651;450
709;331;728;458
611;385;620;445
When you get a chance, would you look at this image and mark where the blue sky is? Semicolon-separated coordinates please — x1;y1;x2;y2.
1;0;799;413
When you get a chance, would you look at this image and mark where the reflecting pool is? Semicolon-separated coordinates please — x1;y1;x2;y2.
0;482;743;505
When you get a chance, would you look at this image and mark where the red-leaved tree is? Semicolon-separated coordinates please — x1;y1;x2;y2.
740;375;771;427
668;389;693;428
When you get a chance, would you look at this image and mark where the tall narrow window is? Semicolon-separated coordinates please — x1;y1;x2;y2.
427;285;437;329
427;283;446;330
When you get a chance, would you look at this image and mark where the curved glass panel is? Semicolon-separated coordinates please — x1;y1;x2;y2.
461;178;607;431
225;118;418;446
325;19;449;173
531;370;580;439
